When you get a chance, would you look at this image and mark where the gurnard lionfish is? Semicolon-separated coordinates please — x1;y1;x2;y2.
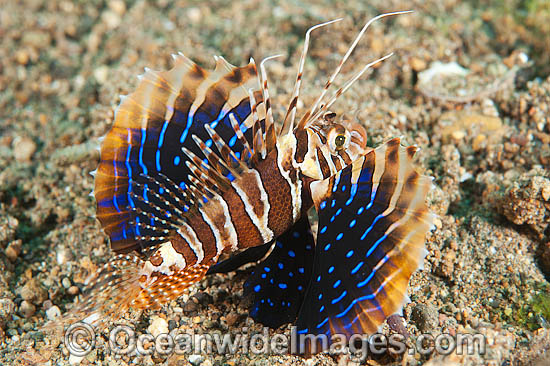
64;11;433;354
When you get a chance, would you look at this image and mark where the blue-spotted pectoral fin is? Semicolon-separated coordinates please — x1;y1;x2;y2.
295;138;433;353
95;55;265;254
243;217;315;329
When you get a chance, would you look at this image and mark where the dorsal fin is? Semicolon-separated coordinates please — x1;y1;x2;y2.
95;54;267;255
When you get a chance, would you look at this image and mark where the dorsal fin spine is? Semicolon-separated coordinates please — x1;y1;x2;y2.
258;55;281;157
203;124;248;172
303;11;412;128
280;18;342;135
228;113;253;162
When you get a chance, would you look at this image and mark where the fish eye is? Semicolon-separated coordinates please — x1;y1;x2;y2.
326;124;349;154
334;134;346;149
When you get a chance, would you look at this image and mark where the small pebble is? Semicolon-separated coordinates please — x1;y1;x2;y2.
93;66;109;85
56;246;71;265
46;305;61;321
203;320;216;329
472;134;487;151
62;277;71;289
451;130;466;141
68;286;79;295
19;278;47;303
189;354;204;365
410;57;427;71
12;136;36;162
148;316;169;337
0;298;15;324
386;314;409;337
0;215;18;245
15;50;29;65
101;10;121;29
187;7;202;23
410;304;439;332
19;300;36;318
183;299;198;313
22;31;51;49
225;311;241;327
5;240;22;262
168;319;177;331
108;0;126;15
194;292;213;306
214;289;228;303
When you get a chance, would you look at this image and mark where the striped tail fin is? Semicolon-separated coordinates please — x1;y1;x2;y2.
295;138;433;354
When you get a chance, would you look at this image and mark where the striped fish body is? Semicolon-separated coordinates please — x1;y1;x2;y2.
146;148;302;271
54;12;434;358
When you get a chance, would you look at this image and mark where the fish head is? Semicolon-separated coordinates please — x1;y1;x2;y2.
294;112;368;181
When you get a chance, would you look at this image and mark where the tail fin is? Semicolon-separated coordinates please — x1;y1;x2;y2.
46;254;209;330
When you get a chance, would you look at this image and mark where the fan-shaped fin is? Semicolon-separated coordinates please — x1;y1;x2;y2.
95;54;267;254
295;138;433;354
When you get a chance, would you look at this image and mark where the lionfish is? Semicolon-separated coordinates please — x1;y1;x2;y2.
64;11;433;354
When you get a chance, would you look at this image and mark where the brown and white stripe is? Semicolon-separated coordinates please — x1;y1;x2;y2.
230;169;274;243
275;133;303;222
